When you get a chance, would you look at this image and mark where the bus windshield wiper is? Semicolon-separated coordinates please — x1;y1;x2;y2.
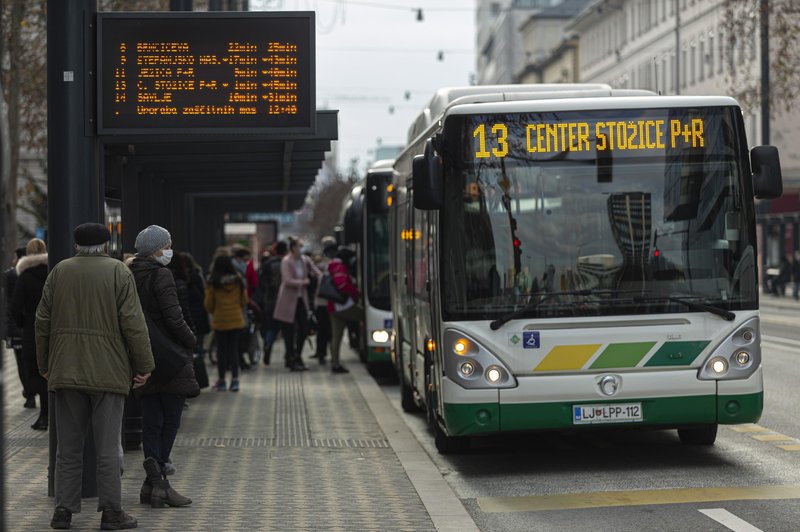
489;289;598;330
666;295;735;321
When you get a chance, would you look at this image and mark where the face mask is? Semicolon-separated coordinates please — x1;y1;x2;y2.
156;249;173;266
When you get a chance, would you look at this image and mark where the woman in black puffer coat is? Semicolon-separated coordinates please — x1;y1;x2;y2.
129;225;196;509
10;238;49;430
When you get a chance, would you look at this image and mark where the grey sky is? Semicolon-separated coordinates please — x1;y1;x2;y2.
250;0;476;174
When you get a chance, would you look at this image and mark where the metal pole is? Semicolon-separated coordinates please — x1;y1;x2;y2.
760;0;770;145
46;0;99;497
759;0;771;289
0;74;10;532
674;0;680;95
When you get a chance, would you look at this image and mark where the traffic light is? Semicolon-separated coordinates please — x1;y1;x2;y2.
513;237;522;271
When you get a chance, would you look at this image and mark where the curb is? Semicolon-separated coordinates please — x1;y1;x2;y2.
350;362;480;532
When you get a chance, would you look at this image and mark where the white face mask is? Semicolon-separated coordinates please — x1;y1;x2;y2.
156;249;173;266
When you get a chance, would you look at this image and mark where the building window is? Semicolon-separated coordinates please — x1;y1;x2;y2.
682;49;687;88
670;53;676;93
699;41;705;82
662;57;668;93
690;44;696;85
718;29;725;74
708;35;714;77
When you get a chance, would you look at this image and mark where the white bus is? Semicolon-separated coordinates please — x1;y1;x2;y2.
338;160;394;365
390;84;783;453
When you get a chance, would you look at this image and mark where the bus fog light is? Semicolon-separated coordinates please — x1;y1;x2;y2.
460;361;475;377
709;357;728;375
486;367;503;383
371;329;390;343
735;351;750;366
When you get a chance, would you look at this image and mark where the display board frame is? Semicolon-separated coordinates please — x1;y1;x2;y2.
96;11;316;135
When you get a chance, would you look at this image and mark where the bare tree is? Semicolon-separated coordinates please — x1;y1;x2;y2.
722;0;800;115
1;0;46;252
299;168;359;244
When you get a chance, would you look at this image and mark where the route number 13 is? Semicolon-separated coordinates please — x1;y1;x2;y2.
474;123;509;159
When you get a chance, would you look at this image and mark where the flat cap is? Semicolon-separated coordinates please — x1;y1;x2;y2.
74;223;110;246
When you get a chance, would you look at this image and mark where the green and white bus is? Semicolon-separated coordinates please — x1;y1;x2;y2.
390;84;783;453
338;160;394;365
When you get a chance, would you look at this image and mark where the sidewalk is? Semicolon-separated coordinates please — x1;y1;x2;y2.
3;342;477;531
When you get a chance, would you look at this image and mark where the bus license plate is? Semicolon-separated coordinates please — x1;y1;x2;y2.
573;403;642;425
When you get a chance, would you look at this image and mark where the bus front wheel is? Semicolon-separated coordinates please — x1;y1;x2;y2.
435;422;469;454
678;424;717;445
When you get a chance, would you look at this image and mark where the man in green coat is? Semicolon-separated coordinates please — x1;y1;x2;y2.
35;223;155;530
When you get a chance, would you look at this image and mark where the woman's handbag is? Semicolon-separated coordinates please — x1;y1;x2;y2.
318;273;348;303
143;313;186;384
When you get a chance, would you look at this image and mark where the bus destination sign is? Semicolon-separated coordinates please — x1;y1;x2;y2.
97;12;315;134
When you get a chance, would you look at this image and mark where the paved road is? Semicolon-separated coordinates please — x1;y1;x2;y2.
378;301;800;531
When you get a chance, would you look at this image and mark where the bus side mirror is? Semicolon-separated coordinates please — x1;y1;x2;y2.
413;138;443;210
751;145;782;199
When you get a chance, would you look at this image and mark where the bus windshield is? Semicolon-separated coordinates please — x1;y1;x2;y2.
367;211;391;310
439;107;757;321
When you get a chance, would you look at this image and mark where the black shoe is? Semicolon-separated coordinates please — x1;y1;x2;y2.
331;365;350;374
100;509;137;530
289;363;307;372
24;396;36;408
31;415;48;431
50;507;72;529
318;357;327;365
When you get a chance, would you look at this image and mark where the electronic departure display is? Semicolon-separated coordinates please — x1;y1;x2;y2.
97;12;315;134
457;109;722;162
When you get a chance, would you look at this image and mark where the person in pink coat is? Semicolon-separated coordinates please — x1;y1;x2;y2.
272;238;320;371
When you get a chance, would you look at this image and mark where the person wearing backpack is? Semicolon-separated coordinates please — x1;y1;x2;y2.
310;237;337;364
257;240;287;365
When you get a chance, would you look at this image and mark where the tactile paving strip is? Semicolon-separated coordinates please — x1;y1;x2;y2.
3;346;434;531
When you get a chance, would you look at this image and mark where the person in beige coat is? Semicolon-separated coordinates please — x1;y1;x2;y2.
272;238;320;371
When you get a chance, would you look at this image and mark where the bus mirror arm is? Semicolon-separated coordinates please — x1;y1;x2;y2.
751;145;783;199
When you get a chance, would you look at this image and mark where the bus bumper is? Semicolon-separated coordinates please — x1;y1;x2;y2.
367;345;392;362
440;368;763;436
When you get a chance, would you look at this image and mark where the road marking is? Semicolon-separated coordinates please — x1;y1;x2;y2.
728;424;769;433
726;426;800;452
762;336;800;349
698;509;763;532
750;433;795;442
476;485;800;513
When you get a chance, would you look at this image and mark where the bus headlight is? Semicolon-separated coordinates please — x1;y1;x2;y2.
697;317;761;380
486;366;506;384
371;329;390;344
708;357;728;375
443;329;517;389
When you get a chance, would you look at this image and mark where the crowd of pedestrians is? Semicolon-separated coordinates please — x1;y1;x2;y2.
1;221;364;529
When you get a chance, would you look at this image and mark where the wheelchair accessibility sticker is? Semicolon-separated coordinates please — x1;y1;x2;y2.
523;331;540;349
